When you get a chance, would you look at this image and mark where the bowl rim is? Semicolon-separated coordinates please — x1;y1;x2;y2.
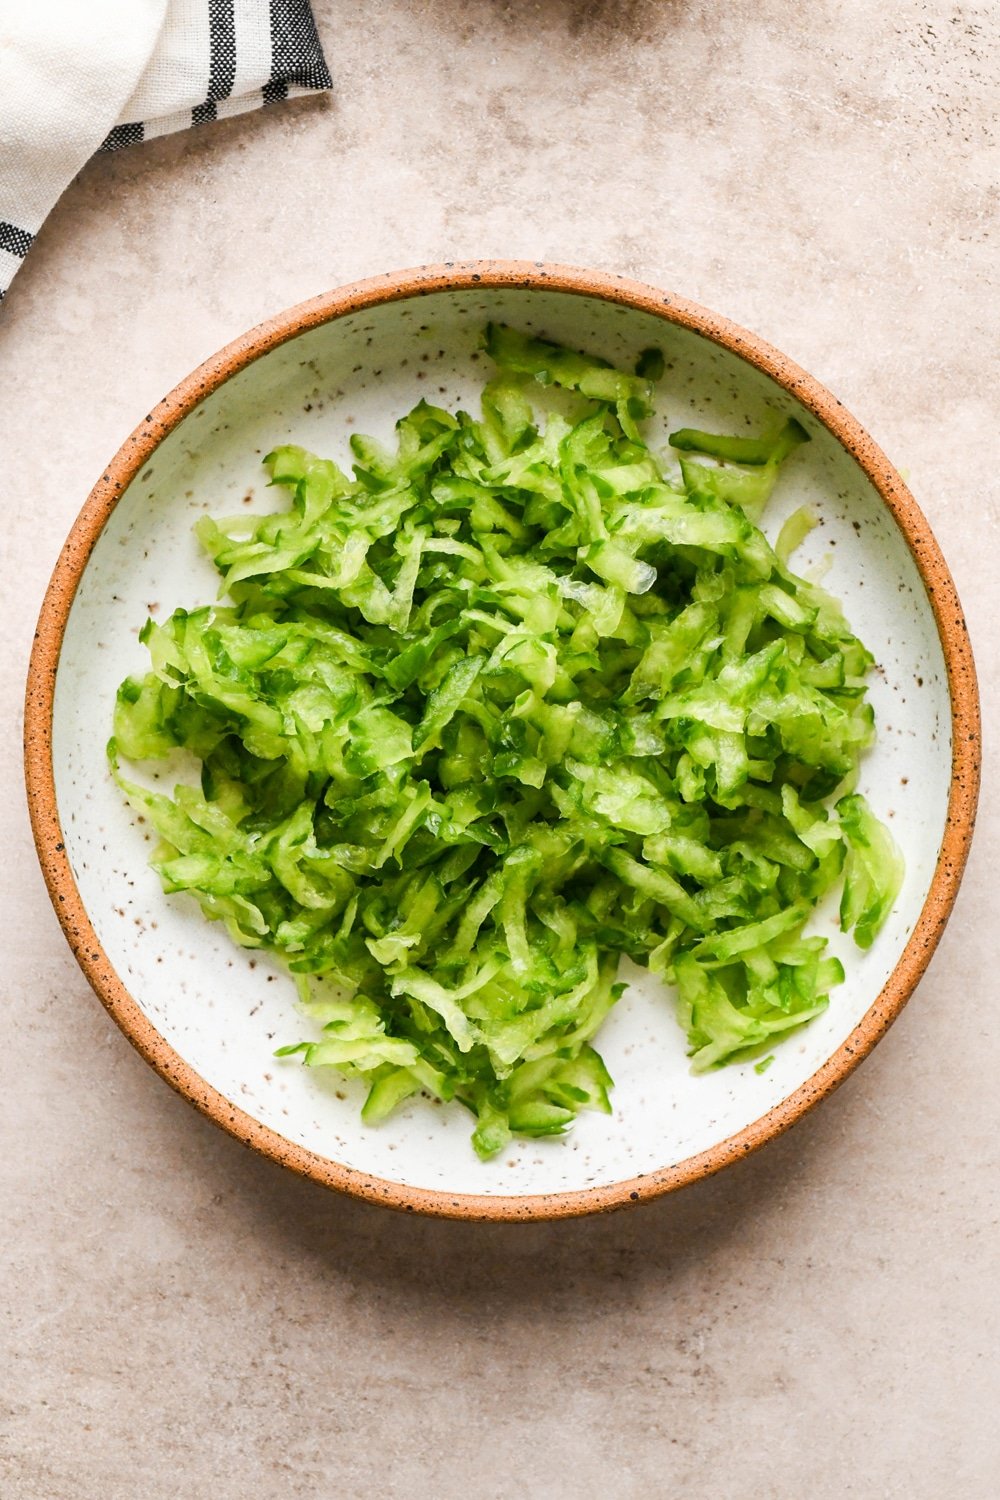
23;259;981;1221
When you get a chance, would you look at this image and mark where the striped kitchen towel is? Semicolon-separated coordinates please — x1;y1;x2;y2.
0;0;331;302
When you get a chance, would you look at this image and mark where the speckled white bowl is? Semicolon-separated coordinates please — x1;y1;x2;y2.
25;264;979;1219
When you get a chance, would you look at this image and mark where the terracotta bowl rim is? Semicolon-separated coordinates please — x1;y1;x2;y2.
23;259;981;1221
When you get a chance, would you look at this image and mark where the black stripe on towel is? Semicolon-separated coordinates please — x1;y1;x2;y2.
194;0;238;123
100;123;145;153
265;0;332;102
0;222;34;258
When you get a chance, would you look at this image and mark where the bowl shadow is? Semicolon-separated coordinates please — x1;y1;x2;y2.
170;1068;860;1326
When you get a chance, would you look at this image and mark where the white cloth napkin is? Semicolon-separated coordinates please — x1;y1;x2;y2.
0;0;330;300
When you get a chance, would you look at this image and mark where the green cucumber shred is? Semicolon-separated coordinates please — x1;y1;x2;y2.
110;324;903;1159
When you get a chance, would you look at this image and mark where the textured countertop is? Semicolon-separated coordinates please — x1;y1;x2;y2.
1;3;997;1496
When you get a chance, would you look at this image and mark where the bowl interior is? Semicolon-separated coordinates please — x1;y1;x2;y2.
51;285;951;1199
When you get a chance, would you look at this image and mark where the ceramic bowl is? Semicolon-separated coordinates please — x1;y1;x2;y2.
24;263;980;1219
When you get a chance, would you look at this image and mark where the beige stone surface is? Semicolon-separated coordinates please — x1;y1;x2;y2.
1;2;997;1495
